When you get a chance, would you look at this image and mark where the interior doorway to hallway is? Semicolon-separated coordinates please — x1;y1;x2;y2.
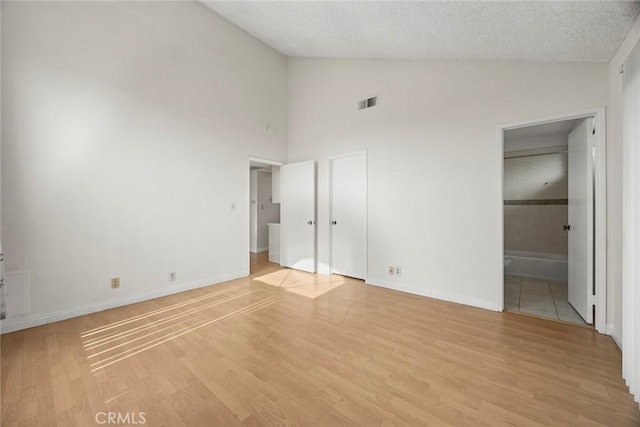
248;157;283;275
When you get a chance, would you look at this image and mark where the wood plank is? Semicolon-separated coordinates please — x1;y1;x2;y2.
1;252;638;425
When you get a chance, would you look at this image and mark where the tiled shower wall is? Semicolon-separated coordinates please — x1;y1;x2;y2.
504;141;568;256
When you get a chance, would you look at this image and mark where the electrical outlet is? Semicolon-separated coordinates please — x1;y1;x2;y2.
395;266;402;276
388;266;395;275
169;272;176;282
111;277;120;289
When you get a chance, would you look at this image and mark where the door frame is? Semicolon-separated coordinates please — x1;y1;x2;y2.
328;150;368;280
498;107;607;334
247;156;283;275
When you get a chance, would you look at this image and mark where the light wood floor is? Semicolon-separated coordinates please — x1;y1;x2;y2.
2;252;639;426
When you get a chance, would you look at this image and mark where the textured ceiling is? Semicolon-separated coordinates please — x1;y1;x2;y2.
202;1;640;62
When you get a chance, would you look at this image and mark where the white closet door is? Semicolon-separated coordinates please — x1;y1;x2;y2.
331;154;367;280
281;161;316;273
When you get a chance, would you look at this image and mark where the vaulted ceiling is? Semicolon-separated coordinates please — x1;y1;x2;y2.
202;1;640;62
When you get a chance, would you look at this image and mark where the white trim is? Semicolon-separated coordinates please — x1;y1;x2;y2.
366;278;501;312
328;150;368;281
0;271;246;334
498;126;505;312
498;107;607;334
255;247;268;253
329;159;334;275
607;323;622;350
498;108;605;131
248;156;284;167
327;150;368;161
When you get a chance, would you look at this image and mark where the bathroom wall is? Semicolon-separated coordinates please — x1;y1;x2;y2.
503;132;568;256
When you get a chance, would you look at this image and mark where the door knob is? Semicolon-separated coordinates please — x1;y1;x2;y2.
331;221;337;225
563;225;571;231
307;220;313;225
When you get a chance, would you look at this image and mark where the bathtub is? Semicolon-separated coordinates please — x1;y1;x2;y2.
504;250;568;282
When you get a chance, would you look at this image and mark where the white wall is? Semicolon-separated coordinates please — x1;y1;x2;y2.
257;171;280;252
250;170;280;253
1;1;287;332
288;59;608;310
607;14;640;348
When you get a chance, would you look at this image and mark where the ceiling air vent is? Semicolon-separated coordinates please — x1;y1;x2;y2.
358;96;378;110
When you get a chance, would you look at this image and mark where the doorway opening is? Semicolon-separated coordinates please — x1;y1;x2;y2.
248;157;283;275
499;109;606;333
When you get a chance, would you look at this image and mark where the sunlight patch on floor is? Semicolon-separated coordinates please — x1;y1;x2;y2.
253;269;345;299
81;284;245;338
81;288;278;372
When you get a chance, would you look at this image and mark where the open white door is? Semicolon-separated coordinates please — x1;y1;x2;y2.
282;161;316;273
567;118;594;324
331;154;367;280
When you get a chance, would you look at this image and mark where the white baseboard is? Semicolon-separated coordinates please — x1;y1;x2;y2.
256;247;268;253
365;277;502;312
0;271;246;334
606;323;622;350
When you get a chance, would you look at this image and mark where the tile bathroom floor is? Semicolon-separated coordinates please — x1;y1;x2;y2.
504;275;587;325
